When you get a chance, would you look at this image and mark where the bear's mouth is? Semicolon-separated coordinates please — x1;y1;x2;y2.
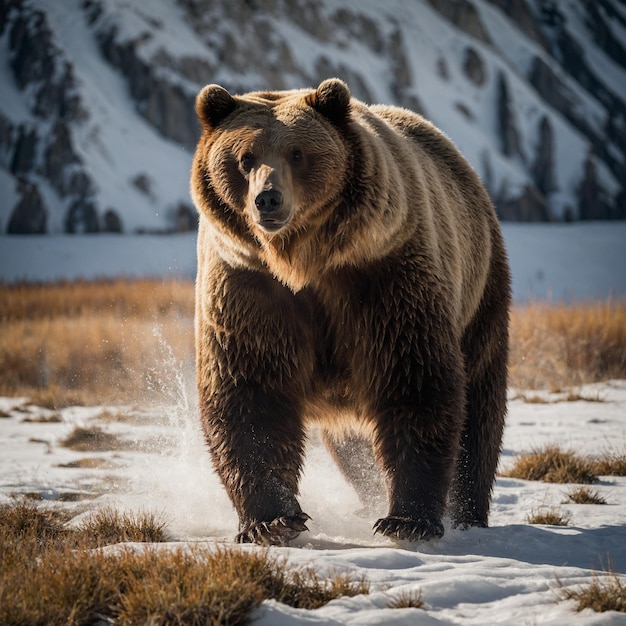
257;217;289;232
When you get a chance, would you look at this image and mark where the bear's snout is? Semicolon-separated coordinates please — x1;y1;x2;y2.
255;189;283;214
254;189;291;232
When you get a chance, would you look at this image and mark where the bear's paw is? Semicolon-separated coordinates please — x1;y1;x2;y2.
373;515;444;542
235;512;311;546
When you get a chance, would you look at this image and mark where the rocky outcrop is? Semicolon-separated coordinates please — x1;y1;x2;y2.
8;179;46;234
463;47;486;86
10;124;38;175
577;152;623;221
427;0;491;43
8;5;84;122
486;0;549;49
87;12;202;149
531;116;557;196
497;71;525;162
102;209;123;233
495;184;551;222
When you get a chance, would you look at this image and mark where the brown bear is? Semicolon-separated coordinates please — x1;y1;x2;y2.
191;78;510;546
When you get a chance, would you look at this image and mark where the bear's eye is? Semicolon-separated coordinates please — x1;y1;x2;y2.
291;149;303;163
240;153;254;172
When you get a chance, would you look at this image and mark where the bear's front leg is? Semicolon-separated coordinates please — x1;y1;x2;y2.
197;267;315;546
371;351;466;542
201;387;310;546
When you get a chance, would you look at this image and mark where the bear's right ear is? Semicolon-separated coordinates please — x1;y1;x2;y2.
306;78;351;125
195;84;237;129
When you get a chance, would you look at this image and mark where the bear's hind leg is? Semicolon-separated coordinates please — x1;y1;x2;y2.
373;368;466;542
321;429;386;514
450;265;509;529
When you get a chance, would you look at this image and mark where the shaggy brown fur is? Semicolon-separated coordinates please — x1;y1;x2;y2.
192;78;510;545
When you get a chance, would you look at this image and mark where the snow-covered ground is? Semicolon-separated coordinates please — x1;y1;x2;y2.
1;379;625;625
1;223;625;623
1;221;626;302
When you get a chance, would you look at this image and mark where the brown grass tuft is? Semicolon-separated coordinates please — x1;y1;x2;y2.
511;390;606;404
501;445;598;484
591;448;626;477
387;589;425;609
0;499;71;544
75;506;169;547
557;570;626;613
0;500;369;625
563;486;607;505
59;426;132;452
21;412;63;423
57;457;118;469
526;506;571;526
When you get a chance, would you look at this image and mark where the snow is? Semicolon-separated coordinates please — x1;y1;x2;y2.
1;221;625;302
1;222;626;622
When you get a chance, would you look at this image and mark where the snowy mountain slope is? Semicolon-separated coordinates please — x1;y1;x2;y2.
1;0;625;234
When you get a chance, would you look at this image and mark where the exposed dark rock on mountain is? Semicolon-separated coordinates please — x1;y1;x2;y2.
497;71;525;162
531;116;557;196
8;179;46;234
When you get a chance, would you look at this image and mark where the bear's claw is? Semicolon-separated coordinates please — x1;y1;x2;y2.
235;512;311;546
373;515;444;542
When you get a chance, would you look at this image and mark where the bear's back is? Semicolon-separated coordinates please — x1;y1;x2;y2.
359;103;500;330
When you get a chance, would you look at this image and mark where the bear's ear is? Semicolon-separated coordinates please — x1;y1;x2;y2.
195;84;237;129
306;78;351;125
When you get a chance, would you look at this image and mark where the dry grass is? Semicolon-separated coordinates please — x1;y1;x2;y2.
557;569;626;613
60;425;131;452
501;445;598;484
511;390;607;404
57;457;118;469
78;506;169;547
0;279;194;407
21;412;63;423
0;500;369;625
0;279;193;321
386;589;425;609
563;486;607;505
526;506;571;526
0;281;625;408
502;445;626;483
591;448;626;476
509;300;626;390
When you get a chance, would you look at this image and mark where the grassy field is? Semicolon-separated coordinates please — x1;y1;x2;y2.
0;279;624;408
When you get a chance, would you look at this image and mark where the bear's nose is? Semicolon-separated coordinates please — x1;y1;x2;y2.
255;189;283;214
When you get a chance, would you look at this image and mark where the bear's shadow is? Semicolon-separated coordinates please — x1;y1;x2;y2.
295;522;626;575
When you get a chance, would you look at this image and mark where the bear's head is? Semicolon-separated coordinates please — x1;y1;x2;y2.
192;79;351;243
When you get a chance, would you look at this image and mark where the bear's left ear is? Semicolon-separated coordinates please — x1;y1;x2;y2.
306;78;351;125
196;84;237;129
